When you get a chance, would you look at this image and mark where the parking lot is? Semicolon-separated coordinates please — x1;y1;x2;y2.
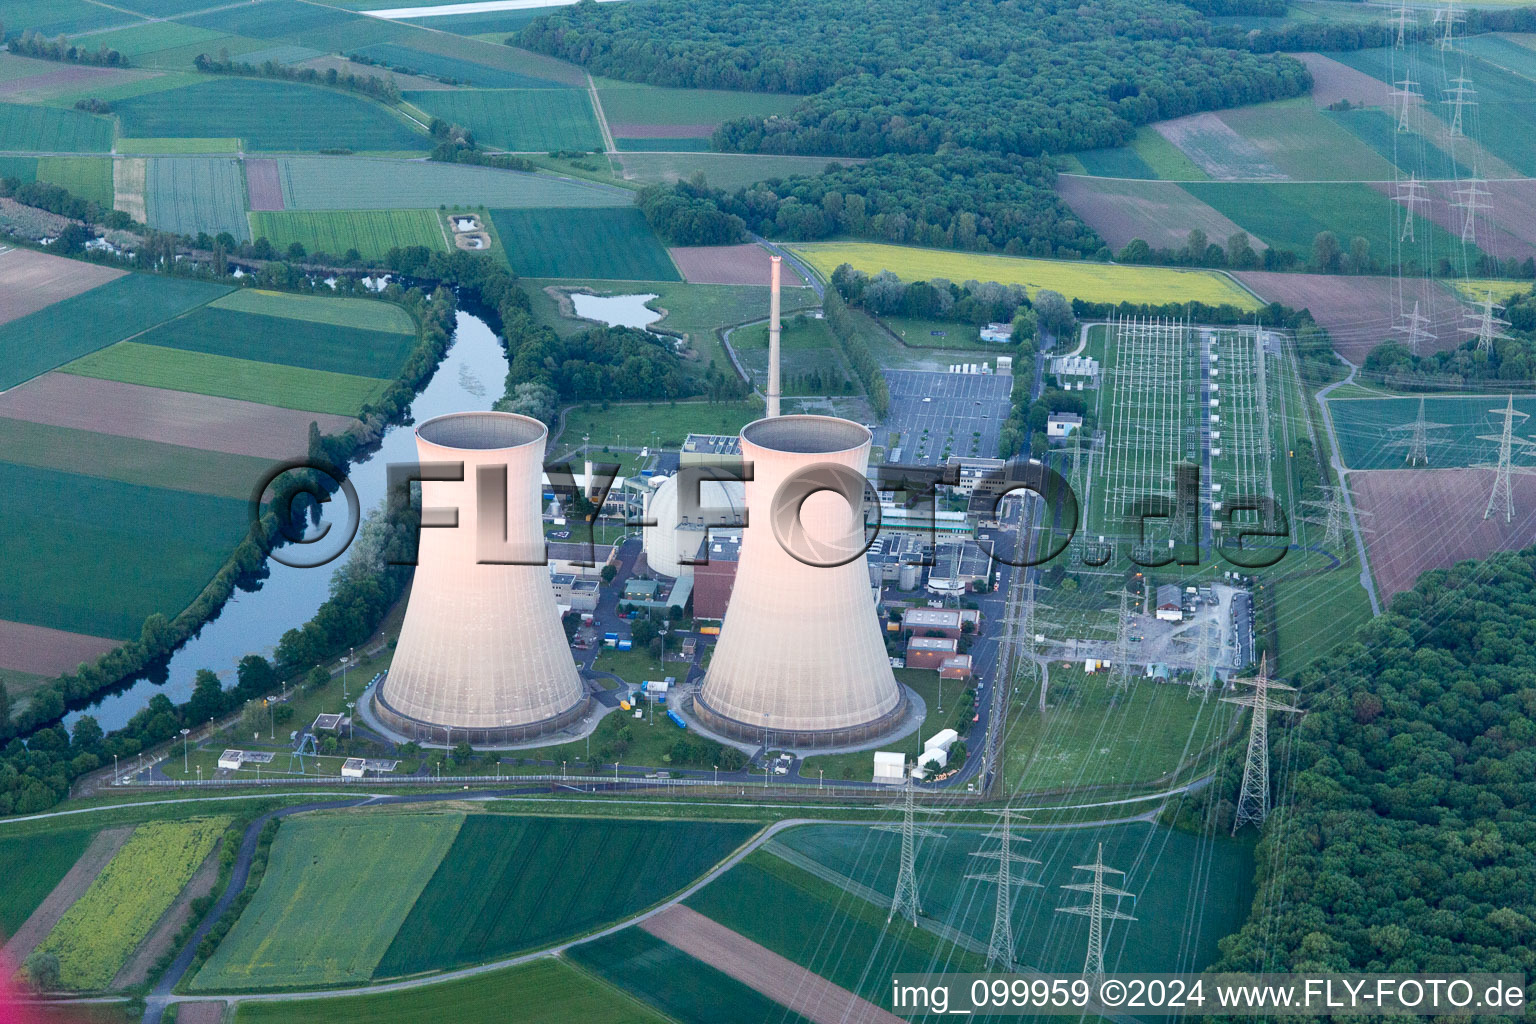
881;369;1012;466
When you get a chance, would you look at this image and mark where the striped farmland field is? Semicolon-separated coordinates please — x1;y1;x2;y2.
145;157;251;240
248;209;448;260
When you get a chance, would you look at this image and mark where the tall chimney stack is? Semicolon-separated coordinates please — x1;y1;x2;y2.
767;254;782;418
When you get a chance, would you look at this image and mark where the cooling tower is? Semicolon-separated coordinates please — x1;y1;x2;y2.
696;415;905;747
375;411;587;744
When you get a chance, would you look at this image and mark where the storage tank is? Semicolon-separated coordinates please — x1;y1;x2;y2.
375;411;587;744
696;415;905;747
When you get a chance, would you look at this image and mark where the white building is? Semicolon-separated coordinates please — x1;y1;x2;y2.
873;750;906;784
979;322;1013;343
1046;413;1083;439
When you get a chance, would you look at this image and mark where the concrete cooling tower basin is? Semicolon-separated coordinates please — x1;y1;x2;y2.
695;415;906;748
374;410;589;745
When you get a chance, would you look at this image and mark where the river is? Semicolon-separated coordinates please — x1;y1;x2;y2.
68;311;509;733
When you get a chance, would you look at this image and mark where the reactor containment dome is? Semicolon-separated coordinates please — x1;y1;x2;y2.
375;411;587;744
695;415;905;747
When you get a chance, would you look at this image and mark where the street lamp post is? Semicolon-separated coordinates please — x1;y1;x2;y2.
113;754;118;784
713;764;718;785
346;702;356;740
343;647;354;699
819;768;824;790
268;697;276;740
181;728;191;775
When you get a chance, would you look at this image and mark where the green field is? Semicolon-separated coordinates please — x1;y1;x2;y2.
557;399;762;449
116;79;425;152
595;79;800;125
1212;99;1396;181
1328;393;1536;470
0;418;274;499
145;156;251;240
1181;181;1467;268
117;136;241;154
768;819;1254;974
1326;107;1473;181
405;88;602;151
0;461;251;638
616;151;845;191
0;828;95;936
35;155;112;205
801;670;968;783
374;815;758;976
193;812;465;991
1005;668;1237;791
0;0;136;38
614;137;711;152
79;21;226;58
211;288;416;333
0;100;113;152
269;155;629;210
352;41;564;89
0;273;231;390
133;306;418;378
491;207;680;280
686;850;986;1003
180;0;406;51
0;154;38;180
1069;124;1208;180
249;209;447;260
791;242;1259;308
568;929;813;1024
37;818;227;990
61;341;389;416
232;959;669;1024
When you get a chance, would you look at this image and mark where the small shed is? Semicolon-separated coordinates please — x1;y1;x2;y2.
873;750;906;784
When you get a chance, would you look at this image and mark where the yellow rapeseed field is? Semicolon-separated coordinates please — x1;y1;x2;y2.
788;242;1261;309
1450;278;1531;303
38;818;228;989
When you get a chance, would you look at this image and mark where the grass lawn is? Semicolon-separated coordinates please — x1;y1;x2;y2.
881;314;1010;351
0;828;95;937
61;341;389;416
0;418;273;500
1271;547;1374;676
491;207;680;281
732;314;856;396
192;811;465;990
568;928;812;1024
789;242;1259;308
801;669;974;783
249;209;449;261
210;288;417;333
0;273;231;391
1004;666;1237;793
39;818;228;990
233;958;669;1024
516;694;733;773
404;88;602;151
0;461;251;639
556;399;763;450
375;815;758;976
592;646;668;684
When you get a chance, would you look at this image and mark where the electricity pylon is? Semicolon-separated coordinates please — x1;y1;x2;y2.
1056;843;1137;984
1019;579;1061;712
966;808;1042;972
1174;617;1223;700
1391;0;1412;47
1444;71;1476;136
1222;656;1304;834
874;767;946;925
1393;78;1419;133
1477;395;1536;522
1300;485;1372;552
1453;179;1491;245
1437;0;1464;49
1394;175;1428;240
1467;291;1513;354
1387;396;1451;466
1102;587;1140;691
1393;300;1434;356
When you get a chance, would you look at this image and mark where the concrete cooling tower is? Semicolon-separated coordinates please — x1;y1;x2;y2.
696;415;905;747
375;411;587;744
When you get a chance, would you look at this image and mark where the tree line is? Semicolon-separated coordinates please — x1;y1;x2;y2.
1363;283;1536;387
5;29;126;66
193;49;404;105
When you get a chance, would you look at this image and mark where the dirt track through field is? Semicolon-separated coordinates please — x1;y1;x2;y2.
0;827;133;969
112;840;223;990
1353;467;1536;598
0;373;356;460
0;619;119;676
640;905;906;1024
0;248;123;326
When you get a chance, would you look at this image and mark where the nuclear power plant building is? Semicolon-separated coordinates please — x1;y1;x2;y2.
375;411;587;744
696;415;906;747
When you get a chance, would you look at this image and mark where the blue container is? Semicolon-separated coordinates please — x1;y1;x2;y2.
666;710;686;729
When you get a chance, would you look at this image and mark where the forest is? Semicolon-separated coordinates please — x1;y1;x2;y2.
1213;550;1536;978
521;0;1311;159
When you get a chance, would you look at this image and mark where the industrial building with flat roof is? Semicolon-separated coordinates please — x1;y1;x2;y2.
905;636;959;670
902;607;979;638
